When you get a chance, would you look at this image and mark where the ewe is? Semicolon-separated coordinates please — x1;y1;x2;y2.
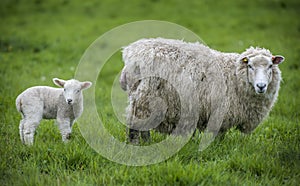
16;78;92;145
120;38;284;143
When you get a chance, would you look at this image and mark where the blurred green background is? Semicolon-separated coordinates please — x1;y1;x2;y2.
0;0;299;185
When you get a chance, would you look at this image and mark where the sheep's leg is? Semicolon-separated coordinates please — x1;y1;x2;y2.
127;103;152;144
127;79;165;144
128;128;140;144
57;118;72;142
126;95;138;144
237;122;256;134
205;101;229;138
141;131;150;142
127;128;150;144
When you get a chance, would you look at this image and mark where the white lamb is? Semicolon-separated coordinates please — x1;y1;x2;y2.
120;38;285;143
16;78;92;145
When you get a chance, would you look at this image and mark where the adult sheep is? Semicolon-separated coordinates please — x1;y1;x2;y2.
16;78;92;145
120;38;284;144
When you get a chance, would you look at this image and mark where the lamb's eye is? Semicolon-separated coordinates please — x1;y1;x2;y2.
64;88;66;92
269;64;273;69
76;90;80;93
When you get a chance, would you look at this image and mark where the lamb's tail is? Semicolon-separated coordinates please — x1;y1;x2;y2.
16;95;24;117
16;95;26;144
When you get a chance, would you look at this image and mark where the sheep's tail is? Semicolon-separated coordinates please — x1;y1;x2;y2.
120;66;128;91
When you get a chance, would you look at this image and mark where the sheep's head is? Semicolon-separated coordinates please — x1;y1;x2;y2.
240;47;284;94
53;78;92;105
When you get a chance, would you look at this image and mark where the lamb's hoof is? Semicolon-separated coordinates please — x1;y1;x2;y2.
62;133;71;142
24;134;34;146
66;133;71;140
24;141;34;146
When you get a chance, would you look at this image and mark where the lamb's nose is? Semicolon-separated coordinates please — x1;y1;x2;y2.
256;83;266;90
67;99;73;104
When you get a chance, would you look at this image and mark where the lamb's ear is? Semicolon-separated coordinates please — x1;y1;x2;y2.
53;78;66;87
81;81;92;90
272;55;285;65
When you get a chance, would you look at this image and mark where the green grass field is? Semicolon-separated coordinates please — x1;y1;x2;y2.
1;0;299;185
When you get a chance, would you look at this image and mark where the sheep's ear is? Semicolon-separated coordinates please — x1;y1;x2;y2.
81;81;92;90
53;78;66;87
241;57;249;64
272;55;285;65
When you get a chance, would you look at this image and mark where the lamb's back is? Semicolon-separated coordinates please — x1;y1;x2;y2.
17;86;63;119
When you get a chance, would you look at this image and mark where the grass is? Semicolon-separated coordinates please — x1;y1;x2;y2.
1;0;299;185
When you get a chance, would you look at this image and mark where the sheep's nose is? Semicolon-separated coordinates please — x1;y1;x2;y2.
67;99;73;104
256;83;266;90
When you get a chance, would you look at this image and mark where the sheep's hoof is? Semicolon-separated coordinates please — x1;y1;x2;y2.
127;128;140;145
128;138;140;145
141;131;151;143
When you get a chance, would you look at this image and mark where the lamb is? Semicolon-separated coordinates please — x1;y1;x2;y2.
16;78;92;145
120;38;285;143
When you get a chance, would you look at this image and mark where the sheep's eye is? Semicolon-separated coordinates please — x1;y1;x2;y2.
64;88;66;92
76;90;80;93
269;64;273;69
248;65;254;70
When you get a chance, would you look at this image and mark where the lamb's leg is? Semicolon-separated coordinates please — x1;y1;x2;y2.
19;119;25;144
23;118;40;145
57;118;72;142
18;99;43;145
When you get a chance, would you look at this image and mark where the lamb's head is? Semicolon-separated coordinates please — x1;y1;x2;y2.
239;47;284;94
53;78;92;105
